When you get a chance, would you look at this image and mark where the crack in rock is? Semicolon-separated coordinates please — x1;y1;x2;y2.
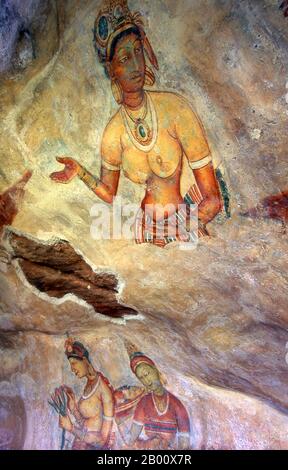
5;230;138;319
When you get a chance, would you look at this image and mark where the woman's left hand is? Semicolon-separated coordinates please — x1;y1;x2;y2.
59;415;73;432
63;386;77;414
50;156;81;184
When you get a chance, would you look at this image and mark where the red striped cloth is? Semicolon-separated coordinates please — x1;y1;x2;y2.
134;184;208;247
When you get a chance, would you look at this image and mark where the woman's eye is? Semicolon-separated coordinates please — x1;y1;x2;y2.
135;48;141;54
119;56;128;63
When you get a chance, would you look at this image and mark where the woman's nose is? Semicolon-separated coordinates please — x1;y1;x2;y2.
130;53;140;71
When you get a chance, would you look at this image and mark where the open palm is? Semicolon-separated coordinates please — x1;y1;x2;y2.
50;156;80;183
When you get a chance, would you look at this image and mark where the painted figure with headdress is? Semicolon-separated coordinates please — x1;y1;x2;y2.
114;341;191;450
50;0;223;247
50;337;114;450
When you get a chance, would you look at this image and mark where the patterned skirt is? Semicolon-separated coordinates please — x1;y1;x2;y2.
134;184;208;248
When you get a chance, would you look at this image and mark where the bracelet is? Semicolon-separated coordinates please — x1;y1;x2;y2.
103;415;114;421
78;166;99;191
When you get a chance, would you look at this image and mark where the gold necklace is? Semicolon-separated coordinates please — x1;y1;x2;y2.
124;93;148;123
82;374;100;400
122;92;157;151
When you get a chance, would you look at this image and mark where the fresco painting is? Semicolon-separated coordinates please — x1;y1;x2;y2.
50;0;223;247
49;337;190;450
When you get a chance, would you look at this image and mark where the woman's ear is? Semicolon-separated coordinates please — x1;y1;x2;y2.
106;62;114;80
86;360;96;378
159;371;167;386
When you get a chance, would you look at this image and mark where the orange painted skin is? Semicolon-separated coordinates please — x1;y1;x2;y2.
58;357;114;450
50;33;222;225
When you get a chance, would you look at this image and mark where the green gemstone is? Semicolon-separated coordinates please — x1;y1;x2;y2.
139;125;146;138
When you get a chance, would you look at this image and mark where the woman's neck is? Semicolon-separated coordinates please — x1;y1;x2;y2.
153;385;165;397
86;369;98;385
123;90;145;109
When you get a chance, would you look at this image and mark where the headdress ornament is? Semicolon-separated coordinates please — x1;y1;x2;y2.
93;0;158;70
64;335;90;361
124;340;156;374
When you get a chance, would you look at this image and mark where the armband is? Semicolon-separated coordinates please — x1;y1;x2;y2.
189;154;212;170
178;432;190;437
103;415;114;421
102;160;121;172
78;166;99;191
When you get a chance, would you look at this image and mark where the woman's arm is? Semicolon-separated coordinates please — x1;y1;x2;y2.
117;420;143;446
174;94;223;224
59;382;114;448
60;415;110;449
50;115;122;204
98;380;114;446
50;157;120;204
116;416;166;448
193;163;222;225
174;396;191;450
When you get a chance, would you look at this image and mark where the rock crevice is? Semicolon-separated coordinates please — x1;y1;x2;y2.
5;229;138;319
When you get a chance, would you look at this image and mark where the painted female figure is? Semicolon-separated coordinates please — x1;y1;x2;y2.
115;342;190;450
50;0;223;246
57;337;114;450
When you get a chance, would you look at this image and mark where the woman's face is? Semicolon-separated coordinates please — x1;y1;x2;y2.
109;32;145;94
69;357;89;379
135;363;162;392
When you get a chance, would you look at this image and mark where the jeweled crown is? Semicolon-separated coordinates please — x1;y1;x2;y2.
94;1;142;63
64;336;89;360
93;0;158;74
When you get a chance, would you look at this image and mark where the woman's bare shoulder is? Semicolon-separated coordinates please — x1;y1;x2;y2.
103;108;124;139
149;90;190;108
98;375;113;398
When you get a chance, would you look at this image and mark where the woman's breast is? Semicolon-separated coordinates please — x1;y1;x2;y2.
78;396;102;419
121;128;182;184
122;147;150;184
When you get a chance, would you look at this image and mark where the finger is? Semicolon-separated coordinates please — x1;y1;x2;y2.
56;156;66;163
21;170;33;183
56;156;71;164
63;387;72;399
48;401;58;413
55;388;62;404
50;172;70;183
